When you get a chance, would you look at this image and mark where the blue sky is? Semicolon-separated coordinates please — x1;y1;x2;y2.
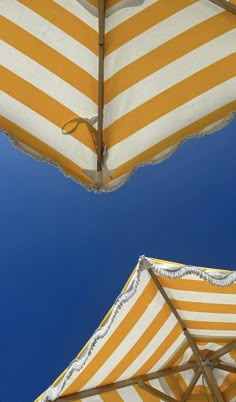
0;118;235;402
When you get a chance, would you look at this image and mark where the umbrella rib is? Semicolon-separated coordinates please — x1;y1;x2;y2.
184;333;226;402
148;268;226;402
208;0;236;14
180;370;201;402
54;363;194;401
97;0;105;171
148;268;186;331
138;381;179;402
209;340;236;360
214;363;236;374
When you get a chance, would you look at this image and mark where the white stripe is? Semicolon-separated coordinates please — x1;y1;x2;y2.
101;173;130;191
149;333;186;373
177;345;234;388
106;0;225;30
0;93;97;169
62;272;152;393
1;0;98;78
151;146;177;163
104;2;222;79
117;320;184;381
117;386;143;401
83;396;104;402
106;0;158;31
177;370;195;390
150;378;176;398
196;368;228;387
177;310;236;322
165;287;236;304
189;329;236;337
105;79;236;169
54;0;98;30
83;291;166;389
14;141;44;158
221;353;236;366
81;396;103;402
1;43;97;117
180;343;236;365
104;30;236;127
101;149;175;191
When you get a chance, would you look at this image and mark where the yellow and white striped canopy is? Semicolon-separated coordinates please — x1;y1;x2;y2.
1;0;236;191
35;257;236;402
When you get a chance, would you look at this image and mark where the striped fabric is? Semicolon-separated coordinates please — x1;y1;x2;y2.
1;0;236;191
35;257;236;402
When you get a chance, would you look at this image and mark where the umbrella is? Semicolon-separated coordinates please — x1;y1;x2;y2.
1;0;236;191
35;256;236;402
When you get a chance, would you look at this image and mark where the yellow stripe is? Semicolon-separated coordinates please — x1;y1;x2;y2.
105;0;198;55
100;390;123;401
223;381;236;401
105;0;126;9
86;0;98;7
62;279;157;395
104;55;236;147
162;344;190;398
134;323;183;376
165;375;183;400
188;393;214;401
158;274;236;294
105;12;236;103
104;102;236;184
1;17;97;102
18;0;98;55
0;117;94;186
84;0;132;9
196;341;227;347
85;0;132;9
1;68;97;152
193;336;235;344
100;302;172;384
172;300;236;314
185;320;236;331
163;341;189;369
133;383;161;401
176;372;188;393
229;348;236;361
220;372;236;392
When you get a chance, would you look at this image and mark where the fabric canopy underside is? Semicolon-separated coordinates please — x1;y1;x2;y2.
35;257;236;402
1;0;236;191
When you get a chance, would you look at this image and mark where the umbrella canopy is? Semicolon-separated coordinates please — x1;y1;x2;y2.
35;256;236;402
1;0;236;191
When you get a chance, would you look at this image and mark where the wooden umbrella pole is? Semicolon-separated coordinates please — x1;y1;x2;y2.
97;0;105;171
138;381;178;402
209;340;236;360
208;0;236;13
148;269;226;402
184;331;225;402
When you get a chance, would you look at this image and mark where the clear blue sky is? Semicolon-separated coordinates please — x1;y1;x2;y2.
0;118;235;402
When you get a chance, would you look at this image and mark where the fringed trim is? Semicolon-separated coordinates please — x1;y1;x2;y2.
139;256;236;287
38;256;235;401
99;110;236;192
1;111;235;193
38;261;143;401
0;129;100;192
